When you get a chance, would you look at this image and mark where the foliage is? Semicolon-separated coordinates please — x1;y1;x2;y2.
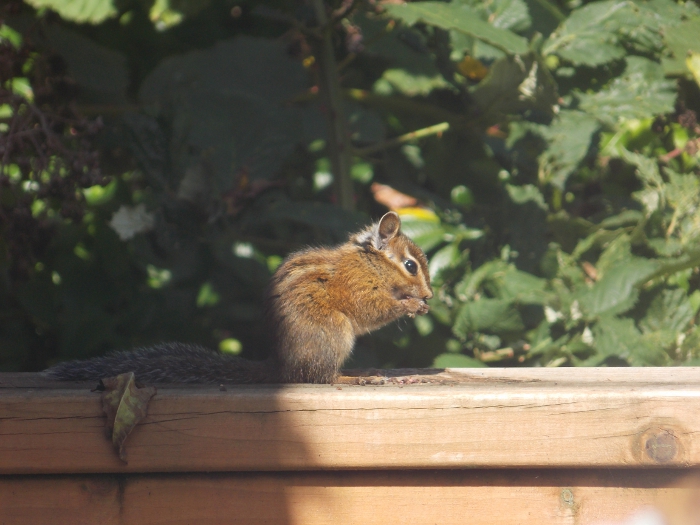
1;0;700;372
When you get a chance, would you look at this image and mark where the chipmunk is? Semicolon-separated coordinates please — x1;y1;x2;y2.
43;212;432;384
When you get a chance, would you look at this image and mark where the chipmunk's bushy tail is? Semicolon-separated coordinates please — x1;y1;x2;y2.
42;342;277;384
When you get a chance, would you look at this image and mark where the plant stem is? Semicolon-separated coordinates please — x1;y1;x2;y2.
354;122;450;156
645;250;700;284
311;0;354;211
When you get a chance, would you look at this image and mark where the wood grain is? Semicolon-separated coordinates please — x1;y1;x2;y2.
1;368;700;474
1;470;699;525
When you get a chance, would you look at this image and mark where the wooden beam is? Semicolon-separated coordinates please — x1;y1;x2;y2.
1;470;699;525
1;368;699;474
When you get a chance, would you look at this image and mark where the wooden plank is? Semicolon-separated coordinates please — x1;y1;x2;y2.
4;366;700;388
0;475;121;525
1;470;699;525
1;369;700;474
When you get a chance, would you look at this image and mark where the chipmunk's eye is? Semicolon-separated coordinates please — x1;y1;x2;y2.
404;259;418;275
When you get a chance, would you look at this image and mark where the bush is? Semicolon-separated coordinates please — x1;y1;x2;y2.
1;0;700;372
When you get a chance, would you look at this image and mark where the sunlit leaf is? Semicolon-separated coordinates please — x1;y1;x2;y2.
543;0;629;66
506;184;547;211
578;57;676;127
429;243;462;280
25;0;117;24
577;258;659;317
661;18;700;77
490;268;548;304
453;299;524;338
593;317;669;366
640;288;694;334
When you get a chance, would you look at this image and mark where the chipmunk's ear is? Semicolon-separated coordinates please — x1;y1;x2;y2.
375;212;401;249
353;212;402;250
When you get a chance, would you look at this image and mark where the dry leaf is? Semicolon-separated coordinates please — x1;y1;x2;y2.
370;183;418;210
101;372;157;463
457;55;489;81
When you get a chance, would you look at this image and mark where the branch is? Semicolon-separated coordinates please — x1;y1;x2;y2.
310;0;354;211
354;122;450;156
346;88;464;124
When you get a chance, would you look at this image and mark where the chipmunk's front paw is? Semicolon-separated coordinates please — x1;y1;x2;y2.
402;297;430;318
415;300;430;316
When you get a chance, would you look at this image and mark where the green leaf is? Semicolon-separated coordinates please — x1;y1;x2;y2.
399;216;447;253
350;161;374;184
196;282;220;307
595;233;632;279
598;210;644;229
620;148;664;187
149;0;211;29
640;288;694;334
486;0;531;33
454;260;510;301
591;317;632;361
385;2;529;55
24;0;117;23
577;258;659;317
492;269;548;304
453;299;524;338
449;0;531;60
592;316;668;365
664;168;700;241
432;353;487;368
646;0;700;26
542;0;681;67
359;15;450;96
542;0;630;66
506;184;547;211
571;229;624;261
381;68;451;97
429;243;462;280
139;37;307;187
648;238;683;257
471;55;558;123
537;110;599;189
578;57;676;127
44;27;127;104
619;148;665;214
661;17;700;76
454;0;531;32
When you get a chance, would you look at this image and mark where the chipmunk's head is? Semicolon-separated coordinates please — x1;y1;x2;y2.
353;212;433;310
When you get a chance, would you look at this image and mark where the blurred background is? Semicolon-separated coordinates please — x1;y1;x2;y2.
1;0;700;373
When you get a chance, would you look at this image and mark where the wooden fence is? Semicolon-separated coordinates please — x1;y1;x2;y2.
1;367;699;524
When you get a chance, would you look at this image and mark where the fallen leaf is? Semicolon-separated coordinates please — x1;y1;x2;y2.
101;372;157;463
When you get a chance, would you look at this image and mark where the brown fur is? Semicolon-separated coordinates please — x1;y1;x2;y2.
267;212;432;383
44;212;432;384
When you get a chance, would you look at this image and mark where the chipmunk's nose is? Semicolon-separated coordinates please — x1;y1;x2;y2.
424;288;434;301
